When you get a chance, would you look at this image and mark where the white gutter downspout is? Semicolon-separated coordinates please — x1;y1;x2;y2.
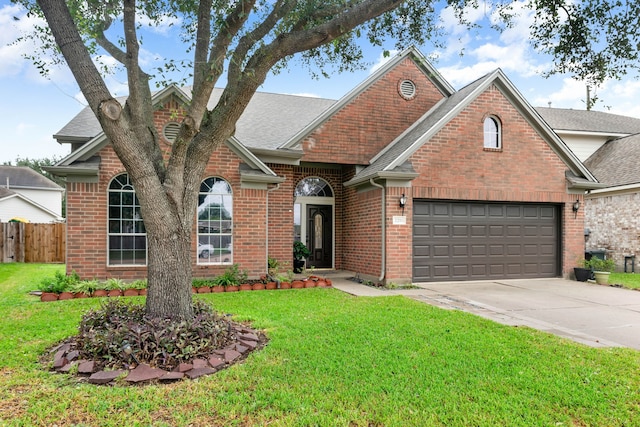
266;183;280;268
370;178;385;281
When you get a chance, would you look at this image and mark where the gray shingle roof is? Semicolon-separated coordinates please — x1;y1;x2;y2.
0;166;62;190
584;134;640;186
54;89;336;150
535;107;640;135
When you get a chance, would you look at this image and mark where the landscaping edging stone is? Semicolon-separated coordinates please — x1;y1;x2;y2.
35;277;332;302
45;323;268;386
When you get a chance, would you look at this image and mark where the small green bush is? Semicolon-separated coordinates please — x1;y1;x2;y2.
212;264;247;287
585;257;616;272
39;271;80;293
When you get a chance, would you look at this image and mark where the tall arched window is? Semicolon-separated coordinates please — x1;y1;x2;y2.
108;173;147;265
483;116;502;149
198;177;233;264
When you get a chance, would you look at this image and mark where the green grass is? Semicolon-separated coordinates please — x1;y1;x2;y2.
611;272;640;290
1;264;640;426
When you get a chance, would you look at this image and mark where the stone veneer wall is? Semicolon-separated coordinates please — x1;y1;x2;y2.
585;192;640;271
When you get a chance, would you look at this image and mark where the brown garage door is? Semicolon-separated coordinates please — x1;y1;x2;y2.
413;201;560;282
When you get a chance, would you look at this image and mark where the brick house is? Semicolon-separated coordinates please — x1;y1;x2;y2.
48;47;598;283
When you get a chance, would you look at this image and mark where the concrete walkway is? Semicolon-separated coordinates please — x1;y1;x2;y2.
325;271;640;350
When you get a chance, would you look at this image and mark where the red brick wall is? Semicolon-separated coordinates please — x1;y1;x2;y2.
301;57;447;165
65;139;269;280
342;185;383;279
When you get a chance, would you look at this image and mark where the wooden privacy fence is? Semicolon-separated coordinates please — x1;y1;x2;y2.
1;222;66;264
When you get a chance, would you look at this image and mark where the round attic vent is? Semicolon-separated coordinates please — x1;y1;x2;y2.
398;79;416;100
163;122;180;143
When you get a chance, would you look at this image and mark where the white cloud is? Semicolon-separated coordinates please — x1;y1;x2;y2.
136;12;182;35
0;4;45;78
369;50;399;74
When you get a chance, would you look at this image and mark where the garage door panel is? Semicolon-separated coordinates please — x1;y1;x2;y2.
413;201;559;282
452;245;468;256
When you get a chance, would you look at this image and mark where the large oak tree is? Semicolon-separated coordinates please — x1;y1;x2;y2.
16;0;637;320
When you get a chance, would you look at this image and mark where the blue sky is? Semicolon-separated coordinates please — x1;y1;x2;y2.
2;1;640;164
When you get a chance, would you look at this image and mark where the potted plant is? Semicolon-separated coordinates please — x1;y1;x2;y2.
267;256;280;277
293;241;310;273
104;278;126;297
92;281;109;297
585;257;616;285
68;280;97;298
574;259;593;282
213;264;246;291
39;271;78;301
193;278;212;293
129;278;147;295
276;270;294;290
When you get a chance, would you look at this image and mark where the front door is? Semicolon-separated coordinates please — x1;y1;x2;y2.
307;205;332;268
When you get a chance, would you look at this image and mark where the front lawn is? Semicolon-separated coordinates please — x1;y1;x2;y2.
611;272;640;290
1;264;639;426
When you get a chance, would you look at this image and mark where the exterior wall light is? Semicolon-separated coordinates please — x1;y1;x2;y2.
572;199;581;218
399;194;407;215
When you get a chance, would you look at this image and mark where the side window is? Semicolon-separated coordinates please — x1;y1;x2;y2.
483;116;501;149
108;173;147;266
197;177;233;265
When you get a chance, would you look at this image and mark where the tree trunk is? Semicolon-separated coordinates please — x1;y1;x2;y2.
144;217;194;320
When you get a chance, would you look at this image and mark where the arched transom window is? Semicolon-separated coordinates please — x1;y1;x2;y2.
108;173;147;266
197;177;233;264
294;177;334;197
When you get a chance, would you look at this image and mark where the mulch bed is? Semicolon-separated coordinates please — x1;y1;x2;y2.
42;321;268;386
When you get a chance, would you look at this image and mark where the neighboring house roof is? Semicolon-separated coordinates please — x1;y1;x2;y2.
584;133;640;187
535;107;640;136
0;166;63;191
0;186;63;222
345;69;599;188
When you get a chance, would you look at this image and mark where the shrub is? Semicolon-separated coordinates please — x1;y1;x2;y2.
103;278;126;291
585;257;616;272
39;271;80;294
75;300;234;370
212;264;247;287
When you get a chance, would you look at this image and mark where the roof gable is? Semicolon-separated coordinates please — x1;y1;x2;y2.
346;69;598;188
281;46;454;152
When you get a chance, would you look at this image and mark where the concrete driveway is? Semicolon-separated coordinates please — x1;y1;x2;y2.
330;274;640;350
